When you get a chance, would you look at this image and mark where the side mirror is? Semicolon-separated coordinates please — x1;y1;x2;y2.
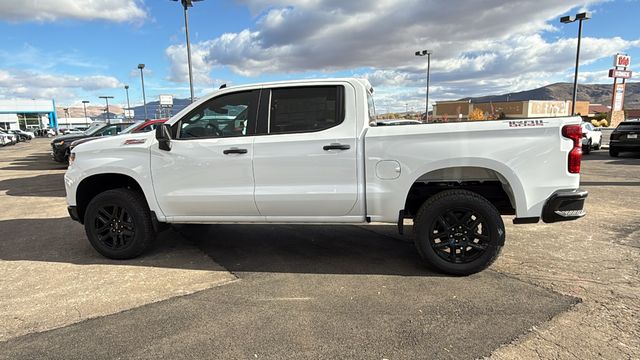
156;124;172;151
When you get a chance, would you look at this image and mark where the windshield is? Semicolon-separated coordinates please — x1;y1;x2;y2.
84;125;105;136
121;122;143;134
82;122;105;135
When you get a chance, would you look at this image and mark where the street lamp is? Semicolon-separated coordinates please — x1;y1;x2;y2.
63;108;69;128
82;100;90;127
124;85;131;119
415;49;432;122
99;96;114;124
171;0;203;103
138;64;148;120
560;11;591;115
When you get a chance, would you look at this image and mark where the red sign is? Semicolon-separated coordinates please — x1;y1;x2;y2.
608;69;633;79
614;54;631;68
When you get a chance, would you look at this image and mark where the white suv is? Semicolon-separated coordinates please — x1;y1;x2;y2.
581;122;602;154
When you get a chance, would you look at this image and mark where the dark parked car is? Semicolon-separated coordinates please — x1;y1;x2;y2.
609;120;640;157
51;122;134;162
68;119;167;152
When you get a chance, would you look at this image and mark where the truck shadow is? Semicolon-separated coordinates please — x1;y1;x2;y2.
176;223;440;277
0;218;441;277
0;173;66;197
1;152;68;171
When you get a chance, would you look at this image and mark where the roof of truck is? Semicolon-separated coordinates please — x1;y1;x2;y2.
217;77;373;93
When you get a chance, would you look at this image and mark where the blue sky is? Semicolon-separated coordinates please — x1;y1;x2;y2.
0;0;638;112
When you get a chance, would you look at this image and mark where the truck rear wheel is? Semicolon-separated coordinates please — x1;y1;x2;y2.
84;188;156;259
413;190;505;275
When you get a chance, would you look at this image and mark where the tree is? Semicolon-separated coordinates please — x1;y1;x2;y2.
468;108;486;121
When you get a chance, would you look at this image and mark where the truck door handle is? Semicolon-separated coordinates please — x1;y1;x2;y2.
323;143;350;151
223;147;248;155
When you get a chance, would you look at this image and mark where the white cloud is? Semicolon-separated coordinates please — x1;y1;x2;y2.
0;69;123;101
0;0;147;23
165;0;640;111
165;43;214;85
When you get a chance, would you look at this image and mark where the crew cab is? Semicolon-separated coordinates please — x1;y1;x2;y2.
64;78;587;275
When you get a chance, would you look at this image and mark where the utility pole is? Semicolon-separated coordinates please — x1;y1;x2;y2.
82;100;90;127
99;96;114;124
560;12;591;115
171;0;203;103
415;50;432;122
138;64;148;119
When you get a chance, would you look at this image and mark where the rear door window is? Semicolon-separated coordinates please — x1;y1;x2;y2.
268;86;344;134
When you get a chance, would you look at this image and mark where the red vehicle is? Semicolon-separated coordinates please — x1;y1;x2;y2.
69;119;167;151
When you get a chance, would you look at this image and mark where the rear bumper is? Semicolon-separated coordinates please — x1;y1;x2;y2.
609;140;640;151
541;189;588;223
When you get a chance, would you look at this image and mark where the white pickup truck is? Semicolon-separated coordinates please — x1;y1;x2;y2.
65;78;587;275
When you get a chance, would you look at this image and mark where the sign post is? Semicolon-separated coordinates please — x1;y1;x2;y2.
608;54;632;128
158;94;174;119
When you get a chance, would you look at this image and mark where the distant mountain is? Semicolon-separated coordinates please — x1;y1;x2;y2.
56;105;124;118
130;98;192;120
460;82;640;108
56;98;193;121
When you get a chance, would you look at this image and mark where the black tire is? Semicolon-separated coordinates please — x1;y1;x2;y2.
609;147;619;157
413;189;505;275
593;141;601;150
84;188;156;259
582;140;591;155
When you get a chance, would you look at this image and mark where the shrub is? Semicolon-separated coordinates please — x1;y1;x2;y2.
468;108;486;121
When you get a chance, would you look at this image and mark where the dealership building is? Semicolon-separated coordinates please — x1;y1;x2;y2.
0;99;58;130
433;100;590;121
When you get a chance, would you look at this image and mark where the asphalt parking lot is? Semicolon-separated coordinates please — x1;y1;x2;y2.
1;139;638;359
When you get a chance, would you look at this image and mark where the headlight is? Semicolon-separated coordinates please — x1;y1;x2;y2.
68;152;76;165
53;140;65;146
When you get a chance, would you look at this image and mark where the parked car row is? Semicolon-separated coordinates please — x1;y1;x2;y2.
51;119;166;163
1;128;35;146
0;129;18;146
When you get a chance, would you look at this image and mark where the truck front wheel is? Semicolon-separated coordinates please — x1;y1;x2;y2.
84;188;156;259
413;190;505;275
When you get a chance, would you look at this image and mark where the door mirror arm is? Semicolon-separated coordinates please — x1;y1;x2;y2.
156;124;172;151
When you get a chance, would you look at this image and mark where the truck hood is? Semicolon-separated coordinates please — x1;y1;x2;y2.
52;133;89;143
71;132;153;153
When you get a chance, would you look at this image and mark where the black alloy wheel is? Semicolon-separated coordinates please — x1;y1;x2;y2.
84;188;156;259
429;208;489;264
414;189;505;275
92;204;136;250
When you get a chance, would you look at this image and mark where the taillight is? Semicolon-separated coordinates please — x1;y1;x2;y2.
562;125;582;174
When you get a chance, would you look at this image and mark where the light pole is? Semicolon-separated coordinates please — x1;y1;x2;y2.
560;12;591;115
138;64;148;120
82;100;90;127
415;49;432;122
63;108;69;128
99;96;114;124
171;0;203;103
124;85;131;119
